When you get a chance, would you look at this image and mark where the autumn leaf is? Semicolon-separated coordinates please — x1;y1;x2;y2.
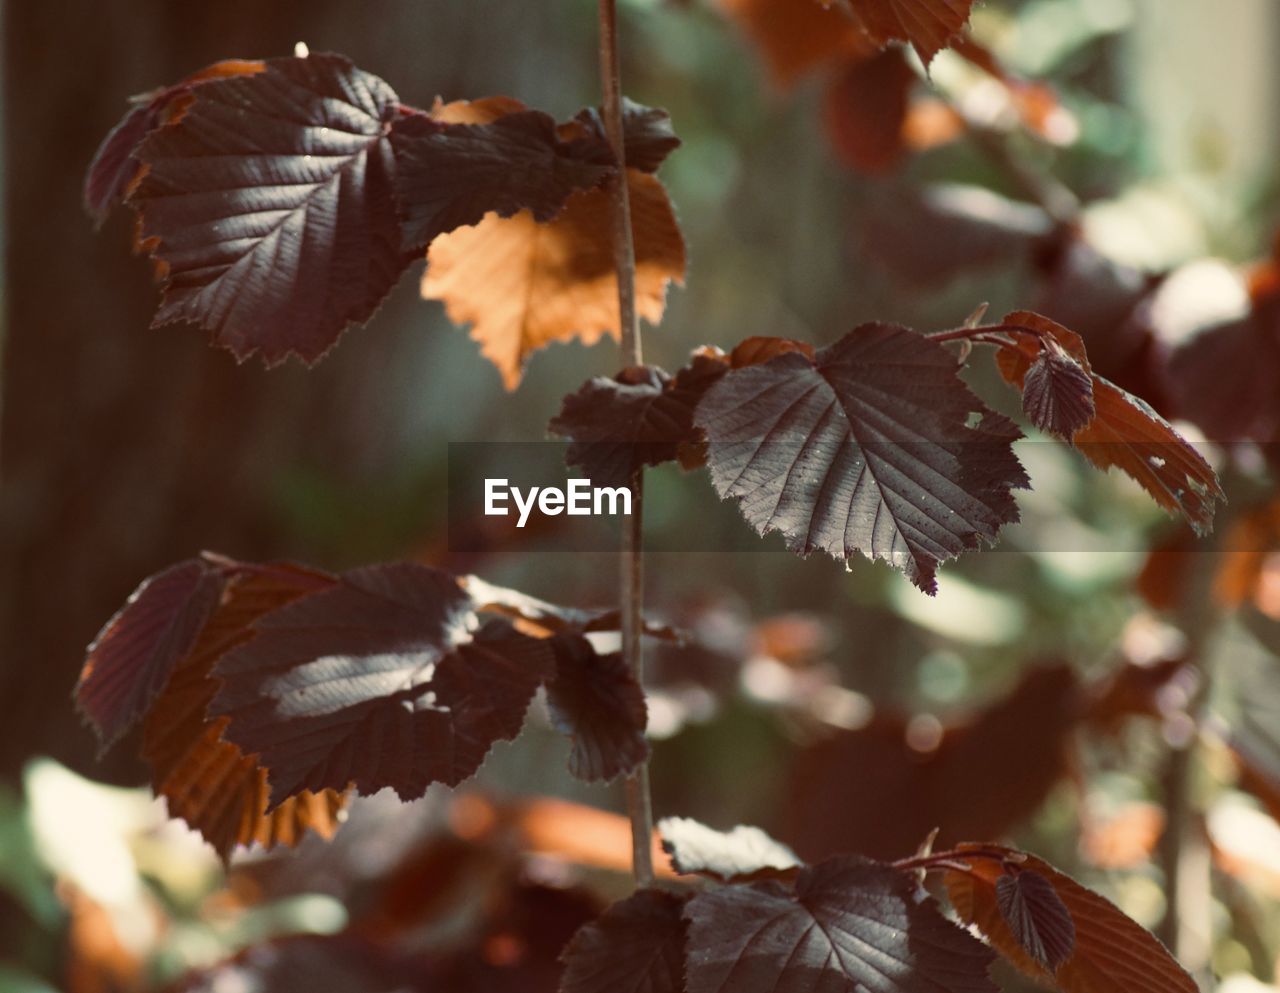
141;562;346;859
696;323;1028;593
75;557;226;749
559;889;688;993
544;632;649;782
423;169;686;389
212;563;555;804
84;58;266;224
127;53;412;365
658;816;801;882
829;0;979;65
822;48;917;174
945;845;1196;993
715;0;876;88
684;856;998;993
995;311;1222;535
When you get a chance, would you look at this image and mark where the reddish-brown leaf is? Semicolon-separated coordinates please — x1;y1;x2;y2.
945;845;1197;993
422;169;686;389
1020;349;1096;439
996;311;1221;535
715;0;876;88
822;48;917;175
545;633;649;783
830;0;979;65
559;889;688;993
75;557;226;749
141;562;345;859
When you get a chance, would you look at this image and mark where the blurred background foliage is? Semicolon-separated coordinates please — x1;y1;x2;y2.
3;0;1280;989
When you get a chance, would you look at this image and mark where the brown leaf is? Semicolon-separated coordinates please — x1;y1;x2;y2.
422;169;685;389
715;0;876;88
141;562;347;859
830;0;979;65
996;311;1222;536
822;48;917;174
945;845;1197;993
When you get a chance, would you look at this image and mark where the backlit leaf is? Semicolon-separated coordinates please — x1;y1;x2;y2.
995;311;1222;535
128;53;408;365
141;562;345;859
212;562;555;804
695;324;1027;593
545;633;649;782
559;889;688;993
945;844;1196;993
684;855;998;993
995;869;1076;970
75;557;226;749
658;816;801;882
423;169;686;389
829;0;979;65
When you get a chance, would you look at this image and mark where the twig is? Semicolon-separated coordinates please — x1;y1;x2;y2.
598;0;655;886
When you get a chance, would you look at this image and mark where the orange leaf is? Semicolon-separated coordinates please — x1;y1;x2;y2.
422;170;685;390
945;845;1197;993
826;0;979;66
716;0;876;88
142;562;347;860
996;311;1222;535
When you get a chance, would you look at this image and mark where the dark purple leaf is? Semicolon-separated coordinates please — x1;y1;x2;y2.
559;889;688;993
129;53;409;365
567;99;682;173
996;869;1077;970
545;632;648;782
390;108;614;251
695;324;1028;593
1021;350;1095;438
212;562;554;805
75;557;226;749
683;855;998;993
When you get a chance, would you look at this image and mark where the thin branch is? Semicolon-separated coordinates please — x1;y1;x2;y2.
598;0;655;887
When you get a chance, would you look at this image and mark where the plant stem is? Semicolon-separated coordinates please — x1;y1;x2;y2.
598;0;655;886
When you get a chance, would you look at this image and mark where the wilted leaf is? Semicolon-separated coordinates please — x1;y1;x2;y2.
390;107;614;250
84;59;265;223
141;562;346;859
995;869;1076;970
996;311;1221;535
129;53;409;365
658;816;800;882
423;169;686;389
684;856;998;993
715;0;875;88
696;323;1027;592
545;633;648;782
75;557;226;749
833;0;979;65
822;48;916;175
945;845;1196;993
560;889;688;993
212;563;555;804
